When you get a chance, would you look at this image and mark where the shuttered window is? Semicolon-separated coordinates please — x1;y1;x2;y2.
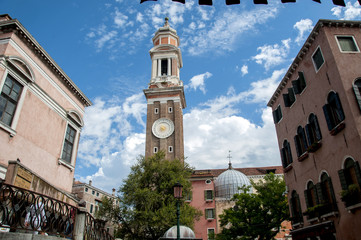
337;36;359;52
290;191;303;224
61;125;76;163
294;126;308;157
320;173;337;212
272;105;282;124
305;114;322;146
338;158;361;207
353;78;361;112
0;75;23;126
292;72;307;94
323;92;345;131
205;208;215;219
204;190;214;201
312;47;325;72
283;88;296;107
280;140;293;168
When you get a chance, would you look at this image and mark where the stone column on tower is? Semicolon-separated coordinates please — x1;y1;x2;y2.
143;17;186;161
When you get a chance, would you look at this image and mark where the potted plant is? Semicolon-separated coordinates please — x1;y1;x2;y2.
340;184;361;207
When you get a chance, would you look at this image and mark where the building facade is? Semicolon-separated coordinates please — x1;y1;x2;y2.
0;14;92;195
189;165;286;240
144;17;186;161
268;19;361;240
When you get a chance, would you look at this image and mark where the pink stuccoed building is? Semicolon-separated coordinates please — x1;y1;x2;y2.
268;19;361;240
0;14;92;199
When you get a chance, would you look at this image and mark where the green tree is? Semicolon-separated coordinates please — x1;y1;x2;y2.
217;173;289;240
96;151;201;240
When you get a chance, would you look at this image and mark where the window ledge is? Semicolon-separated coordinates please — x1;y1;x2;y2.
207;218;214;221
292;223;303;229
330;122;345;136
58;159;74;171
298;152;309;162
307;141;322;153
0;122;17;137
346;202;361;212
321;211;338;219
205;199;214;202
306;217;319;223
284;164;293;173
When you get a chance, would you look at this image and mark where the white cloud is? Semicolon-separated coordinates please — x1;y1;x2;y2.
185;72;212;94
241;65;248;76
184;6;279;55
252;39;291;71
331;1;361;20
94;30;117;50
294;19;313;45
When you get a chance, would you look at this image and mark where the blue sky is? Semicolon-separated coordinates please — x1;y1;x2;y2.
3;0;361;193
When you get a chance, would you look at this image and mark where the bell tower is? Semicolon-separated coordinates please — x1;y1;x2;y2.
144;18;186;161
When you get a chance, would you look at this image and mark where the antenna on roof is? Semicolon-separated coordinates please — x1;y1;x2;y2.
227;150;232;169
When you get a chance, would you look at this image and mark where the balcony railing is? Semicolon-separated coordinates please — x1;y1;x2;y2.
0;180;114;240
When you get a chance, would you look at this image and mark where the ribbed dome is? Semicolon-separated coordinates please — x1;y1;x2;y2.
163;226;196;239
215;163;252;199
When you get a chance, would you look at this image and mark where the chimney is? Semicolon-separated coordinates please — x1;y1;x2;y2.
112;188;116;196
89;180;92;186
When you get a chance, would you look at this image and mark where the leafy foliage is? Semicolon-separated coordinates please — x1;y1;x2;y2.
217;173;289;240
96;152;201;240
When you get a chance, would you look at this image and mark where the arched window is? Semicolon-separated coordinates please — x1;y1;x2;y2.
294;126;308;158
290;191;303;224
304;181;319;218
338;158;361;207
319;173;337;213
305;114;322;151
353;78;361;111
280;140;293;168
323;91;345;131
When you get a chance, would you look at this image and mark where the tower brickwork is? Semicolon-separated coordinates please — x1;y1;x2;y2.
144;18;186;161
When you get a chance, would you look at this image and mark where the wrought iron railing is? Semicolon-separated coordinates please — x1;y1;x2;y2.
0;180;76;237
0;181;114;240
84;213;114;240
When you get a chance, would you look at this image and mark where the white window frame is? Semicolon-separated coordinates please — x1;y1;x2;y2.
168;146;173;153
0;71;27;136
205;208;215;219
205;189;214;201
154;147;158;153
207;228;215;240
312;46;325;73
154;108;159;114
168;107;173;113
335;35;360;53
58;122;80;171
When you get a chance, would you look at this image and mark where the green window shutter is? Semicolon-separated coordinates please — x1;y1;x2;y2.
314;115;322;141
204;190;207;201
283;94;291;107
353;81;361;112
327;177;337;209
288;88;296;104
294;135;301;157
211;190;214;200
292;79;301;95
205;209;207;219
286;141;293;164
296;194;303;221
304;189;310;208
272;109;278;123
280;148;287;168
298;71;306;92
323;104;333;130
212;209;215;218
354;161;361;187
334;93;345;122
338;169;348;190
315;183;323;204
301;127;308;150
305;124;312;146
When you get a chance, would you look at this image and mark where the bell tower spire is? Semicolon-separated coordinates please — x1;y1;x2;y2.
144;18;186;161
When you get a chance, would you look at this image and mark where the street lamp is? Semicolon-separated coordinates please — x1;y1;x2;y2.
173;182;183;240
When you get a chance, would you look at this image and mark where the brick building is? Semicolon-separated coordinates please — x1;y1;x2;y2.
268;19;361;240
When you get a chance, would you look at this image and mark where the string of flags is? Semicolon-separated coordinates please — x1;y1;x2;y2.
140;0;361;7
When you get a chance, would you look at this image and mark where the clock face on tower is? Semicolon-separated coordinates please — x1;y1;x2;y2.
152;118;174;139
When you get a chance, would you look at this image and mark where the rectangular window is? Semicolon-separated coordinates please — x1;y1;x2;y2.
90;204;93;214
337;36;359;52
205;190;214;201
283;88;296;107
205;208;215;219
61;124;76;163
208;229;215;240
154;147;158;153
168;146;173;153
185;191;192;202
272;105;282;124
312;47;325;72
155;108;159;114
0;75;23;126
292;72;307;94
161;59;168;75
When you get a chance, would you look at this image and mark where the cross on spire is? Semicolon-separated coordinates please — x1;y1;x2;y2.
227;150;232;169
